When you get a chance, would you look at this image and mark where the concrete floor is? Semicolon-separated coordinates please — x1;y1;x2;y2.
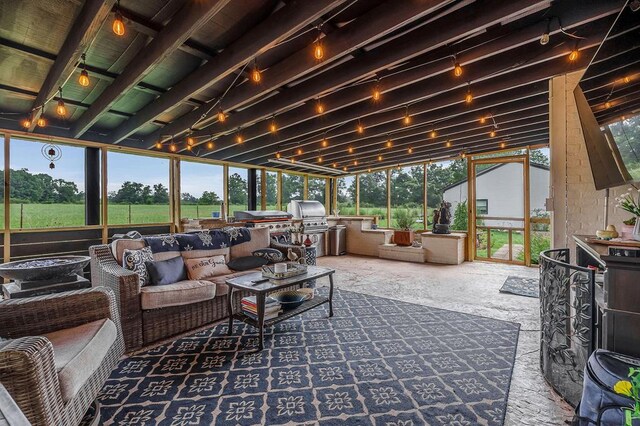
316;255;574;426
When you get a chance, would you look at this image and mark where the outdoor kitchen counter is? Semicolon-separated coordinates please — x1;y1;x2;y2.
327;216;392;256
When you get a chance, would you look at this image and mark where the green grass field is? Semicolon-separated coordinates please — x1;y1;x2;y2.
8;203;252;229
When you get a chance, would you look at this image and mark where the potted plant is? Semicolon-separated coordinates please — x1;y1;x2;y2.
621;217;637;240
393;209;416;246
615;187;640;241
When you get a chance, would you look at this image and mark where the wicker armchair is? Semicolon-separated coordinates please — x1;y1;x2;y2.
0;287;124;426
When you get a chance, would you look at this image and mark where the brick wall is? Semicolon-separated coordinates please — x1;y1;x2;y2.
549;71;630;253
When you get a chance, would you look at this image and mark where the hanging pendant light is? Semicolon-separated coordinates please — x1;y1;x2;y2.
155;141;162;149
37;115;47;128
430;129;437;138
217;108;226;123
313;26;324;60
113;0;125;36
251;59;261;83
56;87;67;117
372;79;381;102
321;138;328;147
269;116;277;133
568;42;580;62
465;83;473;104
316;100;325;115
22;116;32;129
403;105;411;125
78;53;90;87
235;129;243;144
207;139;214;149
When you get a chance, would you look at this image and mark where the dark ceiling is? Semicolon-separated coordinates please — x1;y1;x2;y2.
0;0;635;175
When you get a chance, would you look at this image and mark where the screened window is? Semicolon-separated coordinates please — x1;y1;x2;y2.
180;161;224;219
281;173;303;207
476;199;488;215
336;175;354;216
308;177;326;207
257;170;278;210
107;152;170;224
228;167;248;215
429;159;468;231
358;170;388;227
390;166;424;229
11;138;86;229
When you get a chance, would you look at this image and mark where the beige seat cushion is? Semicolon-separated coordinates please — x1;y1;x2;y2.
140;280;217;310
205;270;258;296
111;239;146;264
230;227;270;259
44;318;117;403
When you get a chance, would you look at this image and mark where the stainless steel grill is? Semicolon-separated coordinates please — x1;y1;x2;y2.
233;210;293;231
287;200;328;233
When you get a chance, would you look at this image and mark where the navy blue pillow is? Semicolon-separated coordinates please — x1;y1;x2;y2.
227;256;268;271
145;256;187;285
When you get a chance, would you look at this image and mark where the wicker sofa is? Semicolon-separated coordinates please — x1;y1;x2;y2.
89;227;305;352
0;287;124;426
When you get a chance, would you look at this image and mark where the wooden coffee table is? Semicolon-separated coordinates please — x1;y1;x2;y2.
225;266;335;350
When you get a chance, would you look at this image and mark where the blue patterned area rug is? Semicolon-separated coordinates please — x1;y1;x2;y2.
98;289;520;425
499;276;540;298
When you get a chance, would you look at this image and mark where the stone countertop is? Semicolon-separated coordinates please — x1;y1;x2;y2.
421;231;467;239
327;216;376;221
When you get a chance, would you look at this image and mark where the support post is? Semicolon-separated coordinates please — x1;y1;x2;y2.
303;175;308;200
101;147;108;243
276;171;282;211
4;134;10;263
386;169;391;228
355;174;360;216
260;169;267;210
248;168;257;210
423;163;428;232
170;157;181;232
85;147;100;225
223;164;229;218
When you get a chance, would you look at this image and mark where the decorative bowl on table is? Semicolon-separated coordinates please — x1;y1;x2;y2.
272;289;314;311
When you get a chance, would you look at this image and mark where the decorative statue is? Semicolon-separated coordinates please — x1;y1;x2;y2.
433;201;452;234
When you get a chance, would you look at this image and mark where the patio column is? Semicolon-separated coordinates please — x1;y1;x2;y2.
248;168;257;210
85;147;100;226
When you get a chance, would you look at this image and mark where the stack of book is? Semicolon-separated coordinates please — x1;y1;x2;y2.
241;296;282;320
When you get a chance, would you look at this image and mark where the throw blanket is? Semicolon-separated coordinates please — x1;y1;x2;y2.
143;227;251;254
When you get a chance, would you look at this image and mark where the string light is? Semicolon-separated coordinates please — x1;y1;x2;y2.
78;54;90;87
22;117;31;129
408;147;413;154
269;117;277;133
276;151;281;159
348;146;354;154
568;43;579;61
368;168;372;173
313;26;324;60
540;19;551;45
445;140;452;147
217;108;226;123
403;106;411;125
291;157;296;164
318;156;323;163
296;148;303;155
207;140;214;149
430;130;437;138
356;121;364;134
332;163;337;168
624;76;631;83
113;0;125;36
372;81;381;102
316;100;325;114
489;129;497;138
465;83;473;104
386;139;392;148
56;87;67;117
378;154;383;161
353;160;358;166
251;59;261;83
186;144;192;151
235;129;243;144
453;56;463;77
500;141;507;149
479;116;486;124
461;151;466;159
605;101;612;109
155;141;162;149
321;138;329;147
342;166;347;171
37;116;46;127
170;143;177;152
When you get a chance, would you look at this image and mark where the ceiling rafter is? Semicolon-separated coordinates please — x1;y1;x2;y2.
71;0;232;138
110;0;348;144
27;0;117;131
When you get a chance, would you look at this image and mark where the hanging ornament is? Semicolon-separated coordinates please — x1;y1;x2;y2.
41;143;62;169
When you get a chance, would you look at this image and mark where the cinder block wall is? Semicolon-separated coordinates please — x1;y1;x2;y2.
549;71;629;253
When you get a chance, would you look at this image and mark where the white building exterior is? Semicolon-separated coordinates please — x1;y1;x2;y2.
442;163;549;228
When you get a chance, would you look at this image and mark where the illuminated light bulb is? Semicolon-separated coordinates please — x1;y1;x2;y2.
605;101;611;109
445;140;452;147
343;166;347;171
480;117;486;124
276;151;281;159
207;141;214;149
353;160;358;166
368;168;372;173
187;136;194;146
186;145;192;151
453;62;463;77
56;99;67;117
348;146;354;154
461;152;466;159
313;41;324;60
489;130;497;138
500;142;506;149
79;69;90;87
403;113;411;125
269;121;277;133
318;156;323;163
113;11;125;36
568;48;579;62
217;109;226;123
155;141;162;149
332;163;337;168
321;138;328;147
22;117;31;128
430;130;437;138
540;33;550;45
251;66;261;83
296;148;303;155
465;89;473;104
170;144;177;152
378;155;383;161
624;76;631;83
356;123;364;134
235;134;243;144
291;157;296;164
386;140;392;148
372;85;381;102
316;102;325;114
37;116;46;127
408;147;413;154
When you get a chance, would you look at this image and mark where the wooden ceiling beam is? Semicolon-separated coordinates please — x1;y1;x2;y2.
71;0;232;138
214;41;597;164
27;0;117;131
197;5;618;159
111;0;347;144
143;0;462;146
148;0;554;151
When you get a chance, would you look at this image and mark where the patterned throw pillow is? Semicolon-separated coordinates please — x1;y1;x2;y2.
252;248;284;264
122;247;154;286
184;255;233;280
